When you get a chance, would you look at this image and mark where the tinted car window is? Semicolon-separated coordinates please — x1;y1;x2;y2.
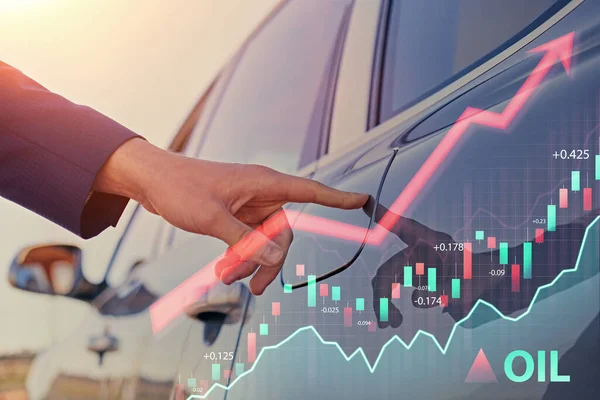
195;0;351;173
378;0;562;125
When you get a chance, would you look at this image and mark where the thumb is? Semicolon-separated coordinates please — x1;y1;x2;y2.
211;211;284;274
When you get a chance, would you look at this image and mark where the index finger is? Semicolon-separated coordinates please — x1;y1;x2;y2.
276;174;368;209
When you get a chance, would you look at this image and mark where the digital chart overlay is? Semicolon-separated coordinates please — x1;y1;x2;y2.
150;32;576;333
186;215;599;399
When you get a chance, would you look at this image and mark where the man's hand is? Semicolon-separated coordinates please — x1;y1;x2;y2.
94;138;368;294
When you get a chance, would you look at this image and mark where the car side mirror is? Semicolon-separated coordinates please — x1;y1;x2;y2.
8;244;107;301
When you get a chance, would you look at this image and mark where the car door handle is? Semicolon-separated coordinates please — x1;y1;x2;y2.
183;282;253;345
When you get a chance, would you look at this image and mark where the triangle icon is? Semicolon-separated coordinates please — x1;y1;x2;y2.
465;349;497;383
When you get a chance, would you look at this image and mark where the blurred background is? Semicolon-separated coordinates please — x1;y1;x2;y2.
0;0;275;396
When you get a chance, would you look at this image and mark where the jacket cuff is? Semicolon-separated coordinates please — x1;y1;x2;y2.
78;135;142;239
73;127;143;239
0;61;145;238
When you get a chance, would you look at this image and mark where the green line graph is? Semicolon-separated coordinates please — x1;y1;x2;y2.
188;216;599;400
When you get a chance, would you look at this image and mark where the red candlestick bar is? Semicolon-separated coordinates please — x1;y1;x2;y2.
535;228;544;244
319;283;328;297
368;321;377;332
271;302;280;316
248;333;256;363
391;283;400;299
487;236;497;249
511;264;520;292
416;262;425;275
584;188;592;211
344;307;352;327
224;370;232;379
440;295;448;307
463;242;472;279
199;381;209;393
559;188;568;208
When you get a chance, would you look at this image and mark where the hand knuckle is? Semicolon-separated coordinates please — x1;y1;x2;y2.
249;164;272;175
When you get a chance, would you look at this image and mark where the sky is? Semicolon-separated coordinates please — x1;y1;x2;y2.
0;0;277;354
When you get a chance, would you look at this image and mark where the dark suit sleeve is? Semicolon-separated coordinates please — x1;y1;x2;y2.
0;61;142;238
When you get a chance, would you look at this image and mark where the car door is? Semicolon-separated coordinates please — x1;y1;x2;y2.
364;1;600;399
218;1;600;400
337;0;587;357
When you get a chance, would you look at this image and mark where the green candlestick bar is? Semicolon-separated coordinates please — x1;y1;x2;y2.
260;323;268;336
452;278;460;298
427;268;436;292
212;364;221;381
307;275;316;307
475;230;484;240
547;204;556;232
236;363;244;376
284;284;292;293
500;242;508;265
356;298;364;311
404;266;413;287
332;286;341;301
596;155;600;180
523;242;532;279
571;171;580;191
380;298;388;322
188;377;196;388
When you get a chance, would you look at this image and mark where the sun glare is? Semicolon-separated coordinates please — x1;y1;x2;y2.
0;0;47;12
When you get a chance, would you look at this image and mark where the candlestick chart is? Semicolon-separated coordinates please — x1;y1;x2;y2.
165;33;600;399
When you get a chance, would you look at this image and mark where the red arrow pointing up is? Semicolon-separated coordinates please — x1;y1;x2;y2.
150;32;575;334
465;348;498;383
530;31;574;74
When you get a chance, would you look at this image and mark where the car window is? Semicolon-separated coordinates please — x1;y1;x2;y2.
194;0;352;173
377;0;564;126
